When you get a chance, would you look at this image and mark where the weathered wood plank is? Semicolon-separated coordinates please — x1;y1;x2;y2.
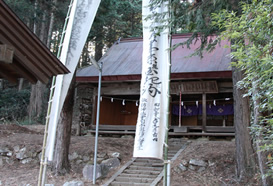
205;126;235;133
91;124;136;131
0;44;14;63
101;83;140;95
102;158;136;186
173;126;188;133
202;93;207;132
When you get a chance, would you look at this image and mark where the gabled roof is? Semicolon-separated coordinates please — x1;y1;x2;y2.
76;34;231;82
0;1;69;84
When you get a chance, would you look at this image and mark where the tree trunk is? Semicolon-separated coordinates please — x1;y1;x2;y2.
39;12;47;45
232;66;256;180
52;76;75;175
18;78;24;91
47;0;58;48
28;81;46;122
95;36;104;61
28;0;50;123
33;0;38;35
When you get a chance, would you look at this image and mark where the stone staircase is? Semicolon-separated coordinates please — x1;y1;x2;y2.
103;139;188;186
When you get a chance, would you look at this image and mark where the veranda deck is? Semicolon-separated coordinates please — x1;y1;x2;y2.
88;124;235;136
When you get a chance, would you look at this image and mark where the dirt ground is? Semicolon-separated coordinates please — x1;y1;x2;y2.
0;124;260;186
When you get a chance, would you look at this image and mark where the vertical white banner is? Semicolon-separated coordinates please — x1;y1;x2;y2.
46;0;101;161
133;0;170;159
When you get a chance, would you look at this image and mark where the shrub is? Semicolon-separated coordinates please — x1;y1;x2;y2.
0;88;30;122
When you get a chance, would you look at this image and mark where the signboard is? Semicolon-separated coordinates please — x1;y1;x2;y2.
171;81;218;94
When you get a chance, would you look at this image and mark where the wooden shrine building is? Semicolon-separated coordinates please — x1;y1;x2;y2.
75;34;234;136
0;1;69;84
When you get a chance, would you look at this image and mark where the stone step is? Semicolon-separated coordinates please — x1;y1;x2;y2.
123;169;161;175
128;165;163;171
110;181;151;186
115;176;154;183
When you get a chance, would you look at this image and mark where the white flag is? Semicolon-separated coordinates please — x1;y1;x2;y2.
46;0;101;161
133;0;170;159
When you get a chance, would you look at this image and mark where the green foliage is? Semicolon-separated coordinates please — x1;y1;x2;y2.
172;0;236;54
148;0;243;56
4;0;68;27
4;0;70;58
0;88;30;123
4;0;36;23
89;0;142;48
212;0;273;178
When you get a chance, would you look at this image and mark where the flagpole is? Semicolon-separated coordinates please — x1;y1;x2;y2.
93;61;102;184
164;0;172;185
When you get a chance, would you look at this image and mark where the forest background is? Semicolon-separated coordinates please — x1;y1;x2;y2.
1;0;273;185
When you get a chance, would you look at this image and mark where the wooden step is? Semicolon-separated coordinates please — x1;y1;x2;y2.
115;176;154;183
123;169;161;175
119;173;158;178
104;141;189;186
131;162;156;166
134;158;163;163
110;182;151;186
128;165;163;171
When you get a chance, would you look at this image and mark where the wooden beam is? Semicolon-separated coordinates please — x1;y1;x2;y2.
0;26;53;76
168;132;235;137
0;44;14;63
101;82;140;95
171;81;219;94
218;82;233;88
0;70;17;83
202;93;206;132
218;82;233;93
12;58;39;84
0;33;50;83
205;126;235;133
91;88;97;127
0;4;64;75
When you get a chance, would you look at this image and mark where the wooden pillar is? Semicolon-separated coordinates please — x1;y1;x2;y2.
169;96;172;127
179;91;182;127
74;86;81;136
202;93;206;132
91;88;97;127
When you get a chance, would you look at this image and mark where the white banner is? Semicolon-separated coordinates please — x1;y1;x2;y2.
46;0;101;161
133;0;170;159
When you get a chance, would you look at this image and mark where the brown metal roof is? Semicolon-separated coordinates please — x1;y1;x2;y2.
0;1;69;84
76;34;231;82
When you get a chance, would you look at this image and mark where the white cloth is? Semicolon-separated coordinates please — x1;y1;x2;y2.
133;0;170;159
46;0;101;161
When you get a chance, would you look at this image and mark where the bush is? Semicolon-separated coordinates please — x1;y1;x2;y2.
0;88;30;122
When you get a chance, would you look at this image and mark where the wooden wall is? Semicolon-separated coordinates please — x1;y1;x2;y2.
95;97;139;125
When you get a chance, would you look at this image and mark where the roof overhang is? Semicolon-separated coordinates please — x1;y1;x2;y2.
76;71;232;83
76;34;231;83
0;1;69;84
